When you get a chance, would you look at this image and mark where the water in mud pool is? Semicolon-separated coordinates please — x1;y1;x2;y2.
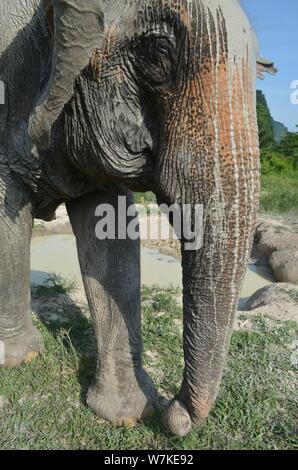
30;235;274;308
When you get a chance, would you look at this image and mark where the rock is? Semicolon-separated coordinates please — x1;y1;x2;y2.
243;283;298;323
0;396;9;412
234;316;257;332
269;250;298;284
255;221;298;257
146;350;159;363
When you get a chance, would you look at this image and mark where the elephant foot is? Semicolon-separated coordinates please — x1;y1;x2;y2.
87;368;157;428
0;323;44;369
162;400;192;437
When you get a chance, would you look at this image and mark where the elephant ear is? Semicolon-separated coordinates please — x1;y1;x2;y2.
257;57;278;79
29;0;105;150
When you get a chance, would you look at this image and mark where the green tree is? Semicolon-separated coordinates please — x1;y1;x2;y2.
277;127;298;167
256;90;275;149
260;148;294;175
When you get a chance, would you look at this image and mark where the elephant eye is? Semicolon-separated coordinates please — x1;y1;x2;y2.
154;37;175;56
132;33;177;88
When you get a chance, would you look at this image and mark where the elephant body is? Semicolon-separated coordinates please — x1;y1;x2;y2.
0;0;264;436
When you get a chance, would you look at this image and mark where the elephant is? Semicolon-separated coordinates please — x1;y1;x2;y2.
0;0;275;437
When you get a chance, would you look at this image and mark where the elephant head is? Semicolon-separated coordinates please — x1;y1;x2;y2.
30;0;275;436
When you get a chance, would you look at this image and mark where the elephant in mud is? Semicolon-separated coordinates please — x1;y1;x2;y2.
0;0;275;437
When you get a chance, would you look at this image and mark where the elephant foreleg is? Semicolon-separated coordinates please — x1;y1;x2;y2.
66;189;157;427
0;175;43;368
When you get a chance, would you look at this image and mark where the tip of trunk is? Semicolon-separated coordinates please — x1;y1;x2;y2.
162;400;192;437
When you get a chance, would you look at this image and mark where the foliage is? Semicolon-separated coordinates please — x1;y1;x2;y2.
33;274;77;298
260;173;298;215
134;192;156;206
260;149;295;175
255;90;298;214
277;130;298;167
256;90;275;149
257;90;297;172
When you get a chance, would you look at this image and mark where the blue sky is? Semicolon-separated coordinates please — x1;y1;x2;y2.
242;0;298;131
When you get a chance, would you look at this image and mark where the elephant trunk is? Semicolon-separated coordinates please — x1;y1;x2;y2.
164;147;260;438
161;13;260;436
170;192;258;432
29;0;104;150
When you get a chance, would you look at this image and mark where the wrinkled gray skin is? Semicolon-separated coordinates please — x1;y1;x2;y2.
0;0;265;436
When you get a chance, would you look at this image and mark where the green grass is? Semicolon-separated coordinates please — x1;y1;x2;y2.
134;192;157;206
260;173;298;215
33;274;78;299
0;284;297;450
